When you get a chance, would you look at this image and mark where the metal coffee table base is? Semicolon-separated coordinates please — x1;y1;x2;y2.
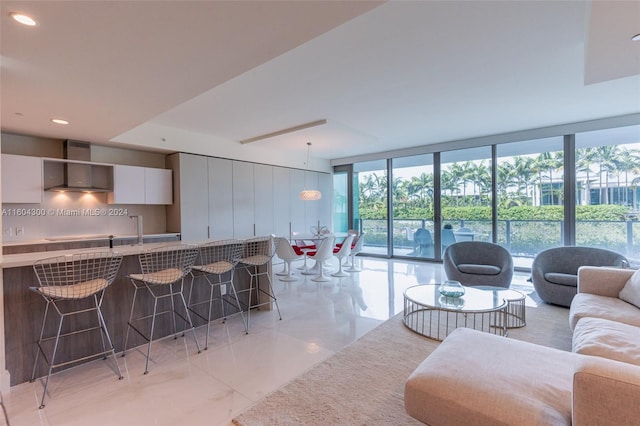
403;297;507;341
474;286;526;329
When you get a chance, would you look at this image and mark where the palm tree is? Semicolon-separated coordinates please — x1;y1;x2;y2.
594;146;620;204
533;152;563;205
576;148;596;205
406;172;433;208
440;170;458;207
497;161;516;199
513;156;536;204
447;163;466;205
471;161;491;205
615;148;640;206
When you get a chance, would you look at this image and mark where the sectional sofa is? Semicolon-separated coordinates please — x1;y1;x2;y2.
404;266;640;425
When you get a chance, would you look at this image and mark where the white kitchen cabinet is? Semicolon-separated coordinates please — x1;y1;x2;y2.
289;169;306;234
108;165;145;204
168;152;333;243
232;161;255;239
108;165;172;205
144;167;172;205
1;154;43;203
167;153;209;241
272;167;291;238
254;164;274;237
208;157;234;239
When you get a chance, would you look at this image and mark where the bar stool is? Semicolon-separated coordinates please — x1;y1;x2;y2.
30;251;124;409
123;244;201;374
188;239;247;349
237;236;281;332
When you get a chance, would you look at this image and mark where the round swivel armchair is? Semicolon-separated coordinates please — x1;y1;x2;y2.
443;241;514;288
531;246;628;307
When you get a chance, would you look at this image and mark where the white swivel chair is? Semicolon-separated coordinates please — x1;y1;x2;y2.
292;232;316;273
307;236;335;282
275;237;304;282
346;232;365;272
332;234;355;277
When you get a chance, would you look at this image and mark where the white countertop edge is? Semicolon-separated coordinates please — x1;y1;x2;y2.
0;241;197;268
2;233;181;246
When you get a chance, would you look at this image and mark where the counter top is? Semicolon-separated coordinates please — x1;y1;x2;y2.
0;240;193;268
2;233;181;247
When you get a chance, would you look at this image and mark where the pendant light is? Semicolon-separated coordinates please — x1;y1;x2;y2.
299;142;322;201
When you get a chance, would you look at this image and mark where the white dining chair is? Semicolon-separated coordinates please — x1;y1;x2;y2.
332;234;355;277
307;236;336;282
275;237;304;282
346;232;365;272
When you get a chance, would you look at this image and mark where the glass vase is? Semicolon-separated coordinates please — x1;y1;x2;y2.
439;280;465;298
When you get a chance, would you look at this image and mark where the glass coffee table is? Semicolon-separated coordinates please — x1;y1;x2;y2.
403;284;508;341
474;285;526;329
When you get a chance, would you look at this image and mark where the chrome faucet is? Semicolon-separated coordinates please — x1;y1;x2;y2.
130;215;143;245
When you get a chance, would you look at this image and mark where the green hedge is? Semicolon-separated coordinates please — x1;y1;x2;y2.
359;204;631;221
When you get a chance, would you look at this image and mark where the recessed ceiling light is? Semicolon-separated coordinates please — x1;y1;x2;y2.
632;34;640;42
10;12;37;27
51;118;69;125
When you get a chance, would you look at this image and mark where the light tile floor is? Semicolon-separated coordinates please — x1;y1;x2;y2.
2;257;534;426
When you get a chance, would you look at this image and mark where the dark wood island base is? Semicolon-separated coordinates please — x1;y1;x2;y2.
3;245;271;386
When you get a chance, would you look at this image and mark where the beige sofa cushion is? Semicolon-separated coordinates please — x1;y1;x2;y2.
405;327;574;426
569;293;640;330
620;268;640;308
573;355;640;426
573;317;640;367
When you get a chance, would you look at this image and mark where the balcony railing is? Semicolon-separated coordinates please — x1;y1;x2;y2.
355;218;640;265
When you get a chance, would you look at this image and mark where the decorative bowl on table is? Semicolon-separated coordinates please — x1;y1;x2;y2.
438;295;465;308
438;280;465;298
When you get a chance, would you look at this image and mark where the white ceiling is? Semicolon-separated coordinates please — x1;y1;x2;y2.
2;1;639;172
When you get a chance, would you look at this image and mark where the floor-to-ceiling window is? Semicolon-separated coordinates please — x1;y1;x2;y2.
353;160;388;256
391;154;435;258
335;118;640;268
333;170;349;234
440;147;492;257
496;137;564;268
575;125;640;260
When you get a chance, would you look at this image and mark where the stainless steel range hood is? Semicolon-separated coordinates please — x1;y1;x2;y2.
44;141;113;192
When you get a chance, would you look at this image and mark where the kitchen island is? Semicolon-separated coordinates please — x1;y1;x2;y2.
1;240;271;386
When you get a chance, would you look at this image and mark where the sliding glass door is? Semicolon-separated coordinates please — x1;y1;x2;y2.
353;160;388;256
440;147;492;257
391;154;435;258
496;137;564;268
575;125;640;259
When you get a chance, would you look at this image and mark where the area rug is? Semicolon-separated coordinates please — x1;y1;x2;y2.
232;303;572;426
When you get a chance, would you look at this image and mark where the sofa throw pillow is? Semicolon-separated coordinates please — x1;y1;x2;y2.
620;268;640;308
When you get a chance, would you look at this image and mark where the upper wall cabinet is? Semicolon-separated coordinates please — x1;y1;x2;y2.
144;167;172;204
108;165;144;204
1;154;43;203
108;165;172;205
